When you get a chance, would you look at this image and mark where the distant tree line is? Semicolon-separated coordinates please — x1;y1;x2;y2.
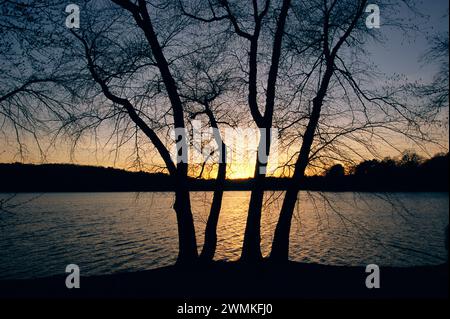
319;152;449;192
1;152;447;192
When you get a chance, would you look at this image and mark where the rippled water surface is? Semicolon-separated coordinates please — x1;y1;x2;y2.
0;191;448;279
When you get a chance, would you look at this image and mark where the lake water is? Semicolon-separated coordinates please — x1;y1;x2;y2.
0;191;448;279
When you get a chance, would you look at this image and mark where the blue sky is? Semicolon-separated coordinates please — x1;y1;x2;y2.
368;0;448;81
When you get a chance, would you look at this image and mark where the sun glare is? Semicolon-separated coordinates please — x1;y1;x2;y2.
227;163;254;179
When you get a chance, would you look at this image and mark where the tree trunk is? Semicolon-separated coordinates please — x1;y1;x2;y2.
240;174;265;262
269;0;365;261
241;132;270;263
269;186;298;261
173;179;198;265
200;104;227;262
270;65;334;262
200;151;226;262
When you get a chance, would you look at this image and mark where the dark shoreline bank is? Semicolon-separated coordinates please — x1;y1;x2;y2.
1;162;448;193
0;261;447;299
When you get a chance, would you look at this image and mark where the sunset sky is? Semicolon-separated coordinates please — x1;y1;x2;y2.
0;0;448;179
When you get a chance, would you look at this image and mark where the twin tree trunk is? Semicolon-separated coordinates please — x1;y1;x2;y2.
240;0;291;263
175;157;226;264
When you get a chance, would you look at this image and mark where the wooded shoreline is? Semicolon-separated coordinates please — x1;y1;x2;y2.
1;158;448;193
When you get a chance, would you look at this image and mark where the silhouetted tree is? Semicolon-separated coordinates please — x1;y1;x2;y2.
270;0;442;261
325;164;345;178
417;30;449;109
177;52;234;261
1;0;236;264
0;1;76;159
180;0;292;262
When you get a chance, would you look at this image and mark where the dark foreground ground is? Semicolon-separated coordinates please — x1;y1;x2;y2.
0;261;447;299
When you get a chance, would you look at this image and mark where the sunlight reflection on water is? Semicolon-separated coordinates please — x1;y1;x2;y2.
0;191;448;279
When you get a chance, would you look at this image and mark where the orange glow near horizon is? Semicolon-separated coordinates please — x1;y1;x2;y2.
226;162;255;179
0;128;448;180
